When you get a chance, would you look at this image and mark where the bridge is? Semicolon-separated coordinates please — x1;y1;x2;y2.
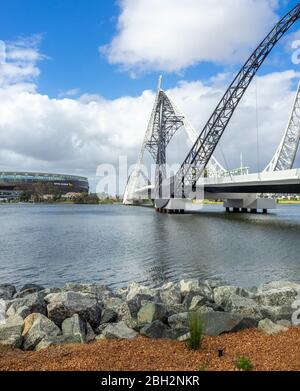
124;3;300;214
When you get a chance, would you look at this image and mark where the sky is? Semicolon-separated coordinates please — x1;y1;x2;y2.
1;0;300;193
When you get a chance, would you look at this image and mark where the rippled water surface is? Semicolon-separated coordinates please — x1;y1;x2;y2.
0;203;300;288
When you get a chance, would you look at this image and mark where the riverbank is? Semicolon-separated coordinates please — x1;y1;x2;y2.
1;327;300;371
1;279;300;361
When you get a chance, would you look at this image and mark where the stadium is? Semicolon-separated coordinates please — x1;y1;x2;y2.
0;172;89;199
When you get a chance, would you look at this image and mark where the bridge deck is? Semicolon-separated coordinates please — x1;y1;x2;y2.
203;168;300;194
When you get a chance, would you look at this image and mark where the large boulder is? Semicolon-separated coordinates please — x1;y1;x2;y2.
126;294;158;318
260;305;294;322
258;318;288;335
0;315;24;348
137;302;168;326
101;321;138;339
62;314;89;343
45;291;102;327
22;313;61;351
7;292;47;316
158;282;181;306
254;287;298;307
223;294;262;321
140;320;174;339
213;286;252;308
201;311;244;336
0;284;16;300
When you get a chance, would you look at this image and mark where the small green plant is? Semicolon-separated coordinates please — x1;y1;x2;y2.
197;365;207;371
235;355;254;371
186;311;203;350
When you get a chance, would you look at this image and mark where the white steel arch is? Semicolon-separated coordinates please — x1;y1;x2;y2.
264;82;300;172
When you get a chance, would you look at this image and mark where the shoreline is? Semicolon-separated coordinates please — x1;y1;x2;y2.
1;279;299;354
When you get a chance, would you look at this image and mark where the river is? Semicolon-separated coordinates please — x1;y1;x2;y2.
0;203;300;288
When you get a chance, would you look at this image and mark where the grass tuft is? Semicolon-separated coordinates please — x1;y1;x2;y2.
235;355;254;371
186;311;203;351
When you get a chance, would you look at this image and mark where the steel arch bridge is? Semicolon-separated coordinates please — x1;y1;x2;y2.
124;3;300;212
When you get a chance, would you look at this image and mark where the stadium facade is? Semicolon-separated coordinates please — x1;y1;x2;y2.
0;172;89;197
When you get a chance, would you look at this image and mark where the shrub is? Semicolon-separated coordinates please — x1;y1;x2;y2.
187;311;203;350
235;356;254;371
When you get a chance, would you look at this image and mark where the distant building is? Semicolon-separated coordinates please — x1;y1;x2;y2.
0;172;89;196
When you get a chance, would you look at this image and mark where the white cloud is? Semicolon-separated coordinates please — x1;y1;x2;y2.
0;35;44;88
101;0;279;73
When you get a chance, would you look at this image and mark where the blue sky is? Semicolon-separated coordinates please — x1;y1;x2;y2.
1;0;300;193
1;0;299;98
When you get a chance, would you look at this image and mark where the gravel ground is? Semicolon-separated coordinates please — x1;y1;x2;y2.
0;328;300;371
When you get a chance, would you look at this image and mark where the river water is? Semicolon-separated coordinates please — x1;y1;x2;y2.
0;204;300;289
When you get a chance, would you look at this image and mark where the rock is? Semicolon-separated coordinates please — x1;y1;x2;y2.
183;293;206;310
45;291;102;327
213;286;251;308
167;312;189;336
86;322;95;342
15;283;45;298
200;311;244;336
258;318;288;335
260;305;294;322
137;302;168;326
35;335;82;350
189;296;208;311
0;284;16;300
100;308;118;324
101;321;138;339
127;294;157;318
179;280;200;296
277;319;291;328
62;314;86;343
116;303;138;330
126;282;157;301
22;313;61;350
223;294;262;321
159;282;181;306
62;314;95;343
7;292;47;317
254;287;298;307
140;320;173;339
0;315;24;348
258;280;300;293
64;283;113;301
